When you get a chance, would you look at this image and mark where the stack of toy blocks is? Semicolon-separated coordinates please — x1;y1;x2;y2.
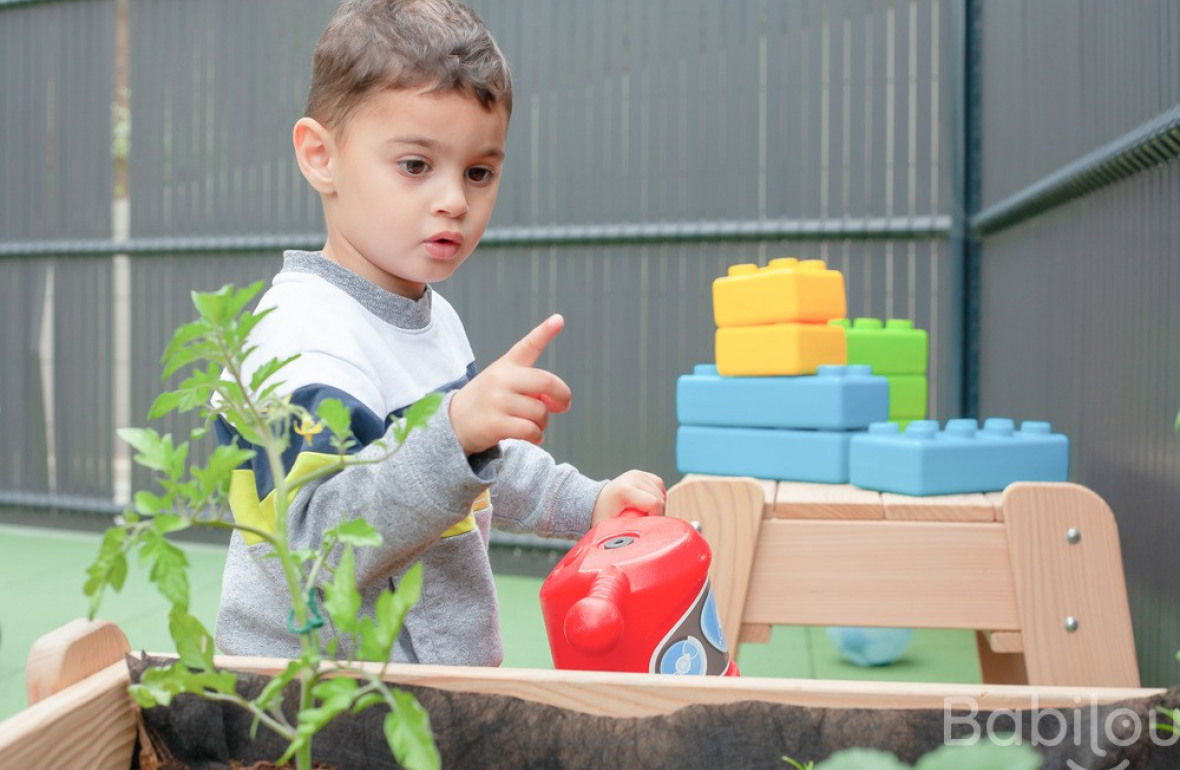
674;259;1071;504
713;258;847;376
829;318;928;426
822;317;1071;496
677;259;890;482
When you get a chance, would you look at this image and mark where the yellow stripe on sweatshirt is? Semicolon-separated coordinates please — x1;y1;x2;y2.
227;452;341;545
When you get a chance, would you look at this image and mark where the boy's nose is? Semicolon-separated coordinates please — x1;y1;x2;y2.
433;178;469;219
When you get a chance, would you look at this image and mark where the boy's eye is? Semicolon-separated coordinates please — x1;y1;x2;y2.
398;159;429;176
466;167;495;183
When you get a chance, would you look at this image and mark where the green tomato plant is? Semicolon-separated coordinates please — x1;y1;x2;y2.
785;740;1042;770
84;282;442;770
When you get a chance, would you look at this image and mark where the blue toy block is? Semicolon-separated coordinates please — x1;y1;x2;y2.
677;425;861;483
848;418;1069;496
677;364;889;431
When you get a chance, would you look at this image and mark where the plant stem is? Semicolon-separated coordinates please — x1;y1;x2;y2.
284;440;401;492
303;535;338;596
198;517;280;547
296;667;316;770
201;691;296;741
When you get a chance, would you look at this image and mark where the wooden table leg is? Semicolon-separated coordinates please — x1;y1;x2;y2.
667;476;765;657
1002;482;1140;687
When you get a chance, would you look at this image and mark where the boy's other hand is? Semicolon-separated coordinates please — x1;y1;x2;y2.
450;314;572;455
591;470;667;526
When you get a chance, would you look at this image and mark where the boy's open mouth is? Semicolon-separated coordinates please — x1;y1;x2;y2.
425;233;463;260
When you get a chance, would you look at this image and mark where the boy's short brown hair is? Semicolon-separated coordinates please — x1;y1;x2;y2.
305;0;512;134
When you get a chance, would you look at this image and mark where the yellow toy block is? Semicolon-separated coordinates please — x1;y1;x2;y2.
715;322;847;376
713;258;847;328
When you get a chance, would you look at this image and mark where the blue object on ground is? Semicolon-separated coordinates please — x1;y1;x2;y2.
676;424;861;483
826;626;914;667
848;418;1069;496
676;363;889;431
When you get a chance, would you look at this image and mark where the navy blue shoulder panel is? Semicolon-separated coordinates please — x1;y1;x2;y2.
215;384;385;501
386;361;478;423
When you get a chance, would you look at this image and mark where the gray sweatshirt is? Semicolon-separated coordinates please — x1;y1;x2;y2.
214;251;605;665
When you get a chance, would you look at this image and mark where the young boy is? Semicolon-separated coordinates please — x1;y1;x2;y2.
214;0;666;666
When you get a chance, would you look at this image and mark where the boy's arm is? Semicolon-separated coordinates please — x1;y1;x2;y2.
487;440;606;538
488;442;667;537
446;314;665;537
288;390;493;586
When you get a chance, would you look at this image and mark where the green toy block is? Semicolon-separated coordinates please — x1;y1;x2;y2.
830;318;928;375
887;374;928;420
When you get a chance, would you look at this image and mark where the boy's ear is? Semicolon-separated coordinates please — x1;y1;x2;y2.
293;117;336;195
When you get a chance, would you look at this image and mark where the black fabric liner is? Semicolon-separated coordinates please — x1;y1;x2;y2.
129;656;1180;770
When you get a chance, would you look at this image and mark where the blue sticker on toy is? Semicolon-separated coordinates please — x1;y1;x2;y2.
700;588;728;653
659;636;707;675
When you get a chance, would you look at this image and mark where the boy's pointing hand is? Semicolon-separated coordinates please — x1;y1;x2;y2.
450;314;572;455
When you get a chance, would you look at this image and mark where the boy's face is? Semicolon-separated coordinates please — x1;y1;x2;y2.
319;88;508;298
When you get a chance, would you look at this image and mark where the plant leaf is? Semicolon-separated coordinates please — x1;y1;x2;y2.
162;338;220;381
253;658;302;717
312;676;359;711
328;518;382;549
148;390;185;420
316;398;353;441
169;609;216;671
289;548;317;567
118;428;171;472
132;490;167;516
814;749;908;770
250;355;300;393
282;686;356;766
358;563;422;661
384;690;440;770
160;319;213;379
913;741;1042;770
151;512;188;535
403;393;442;432
351;691;384;714
147;536;191;611
322;545;360;634
392;393;443;443
84;527;129;616
191;285;232;325
224;281;266;321
132;661;237;708
190;444;254;500
1155;706;1179;735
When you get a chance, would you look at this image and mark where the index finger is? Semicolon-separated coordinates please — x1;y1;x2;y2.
503;313;564;367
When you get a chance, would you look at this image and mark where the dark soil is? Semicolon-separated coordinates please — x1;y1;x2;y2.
130;655;1180;770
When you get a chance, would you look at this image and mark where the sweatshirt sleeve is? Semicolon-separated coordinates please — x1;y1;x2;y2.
487;439;606;540
221;382;495;589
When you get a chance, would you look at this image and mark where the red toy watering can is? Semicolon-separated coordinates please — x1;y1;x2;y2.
539;510;738;676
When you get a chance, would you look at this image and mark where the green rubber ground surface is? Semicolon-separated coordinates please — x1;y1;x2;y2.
0;524;980;722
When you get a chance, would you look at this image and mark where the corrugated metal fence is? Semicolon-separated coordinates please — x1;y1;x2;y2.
1;0;961;499
970;2;1180;689
2;0;1177;685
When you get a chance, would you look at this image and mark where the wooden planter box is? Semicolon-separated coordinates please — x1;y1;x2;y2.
0;619;1165;769
0;479;1161;767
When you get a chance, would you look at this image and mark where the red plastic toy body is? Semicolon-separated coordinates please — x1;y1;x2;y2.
540;511;738;676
